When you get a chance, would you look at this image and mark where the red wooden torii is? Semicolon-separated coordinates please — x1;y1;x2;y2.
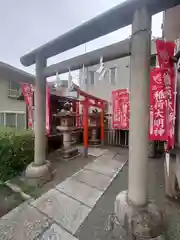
69;82;107;157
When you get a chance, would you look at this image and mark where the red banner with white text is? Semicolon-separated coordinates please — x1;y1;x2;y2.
21;83;51;135
156;39;176;148
20;83;34;128
112;89;129;129
76;101;80;127
149;68;168;141
46;85;51;135
156;39;175;71
163;70;175;148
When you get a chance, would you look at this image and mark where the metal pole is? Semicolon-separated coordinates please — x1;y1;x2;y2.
128;6;151;206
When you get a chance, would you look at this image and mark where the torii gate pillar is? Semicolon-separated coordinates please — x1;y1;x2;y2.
25;56;52;184
114;6;165;239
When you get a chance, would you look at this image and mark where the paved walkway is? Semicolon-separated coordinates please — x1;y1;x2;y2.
0;148;127;240
77;154;180;240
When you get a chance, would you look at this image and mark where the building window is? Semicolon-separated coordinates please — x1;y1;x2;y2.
84;75;88;85
110;67;117;85
17;113;26;129
0;112;26;129
0;113;4;126
104;103;108;113
6;113;16;128
104;69;109;80
8;80;21;98
89;71;95;85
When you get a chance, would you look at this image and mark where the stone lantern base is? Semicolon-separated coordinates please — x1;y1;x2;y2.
56;112;80;161
58;130;79;161
89;127;100;147
60;147;79;161
89;139;100;146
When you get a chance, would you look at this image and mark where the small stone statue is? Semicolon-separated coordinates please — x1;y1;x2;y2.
63;102;72;112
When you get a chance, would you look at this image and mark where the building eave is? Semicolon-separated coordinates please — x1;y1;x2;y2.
0;62;35;84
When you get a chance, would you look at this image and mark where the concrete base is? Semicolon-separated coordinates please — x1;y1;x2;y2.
59;147;79;161
113;190;165;239
25;160;52;186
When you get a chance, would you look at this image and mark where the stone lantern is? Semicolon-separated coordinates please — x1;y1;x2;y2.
88;113;100;146
56;111;79;160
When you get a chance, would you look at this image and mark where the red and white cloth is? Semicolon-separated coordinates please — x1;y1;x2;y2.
112;89;129;130
155;39;176;149
21;83;51;135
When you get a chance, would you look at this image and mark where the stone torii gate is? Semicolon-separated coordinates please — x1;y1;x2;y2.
21;0;180;238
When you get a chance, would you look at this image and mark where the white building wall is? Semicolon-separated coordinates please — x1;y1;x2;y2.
80;40;157;103
0;77;26;112
163;6;180;41
80;56;130;101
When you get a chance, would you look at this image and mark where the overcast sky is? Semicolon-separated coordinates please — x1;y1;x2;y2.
0;0;163;79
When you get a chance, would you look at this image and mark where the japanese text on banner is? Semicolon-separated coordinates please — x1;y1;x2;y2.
163;70;175;147
156;39;175;148
156;39;175;71
46;85;51;135
149;68;167;141
112;89;129;130
21;83;51;135
20;83;34;128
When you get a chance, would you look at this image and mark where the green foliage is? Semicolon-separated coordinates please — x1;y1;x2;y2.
0;127;34;181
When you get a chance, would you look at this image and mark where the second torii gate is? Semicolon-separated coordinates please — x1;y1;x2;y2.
69;82;106;157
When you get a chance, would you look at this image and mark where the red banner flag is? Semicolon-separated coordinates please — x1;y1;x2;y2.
76;101;80;127
149;68;168;141
156;39;175;71
20;83;34;128
156;39;176;149
21;83;51;135
46;85;51;135
164;70;175;148
112;89;129;130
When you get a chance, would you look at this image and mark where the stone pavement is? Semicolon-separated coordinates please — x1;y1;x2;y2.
0;148;127;240
76;155;180;240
